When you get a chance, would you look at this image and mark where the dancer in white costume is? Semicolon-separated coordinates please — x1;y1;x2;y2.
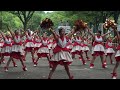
104;36;115;65
34;32;42;54
0;31;17;69
48;27;76;79
82;36;91;61
34;32;52;69
0;34;5;64
4;27;27;71
88;29;113;69
24;29;35;63
71;31;86;65
66;36;73;51
111;29;120;79
48;34;54;50
47;34;54;58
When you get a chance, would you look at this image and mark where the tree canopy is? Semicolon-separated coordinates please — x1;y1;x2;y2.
0;11;120;34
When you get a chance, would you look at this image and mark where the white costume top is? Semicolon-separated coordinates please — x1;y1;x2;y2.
58;37;67;48
14;36;21;43
74;37;82;44
5;37;12;44
95;36;103;42
42;38;48;46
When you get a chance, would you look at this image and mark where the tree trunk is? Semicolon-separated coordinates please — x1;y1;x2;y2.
23;21;27;31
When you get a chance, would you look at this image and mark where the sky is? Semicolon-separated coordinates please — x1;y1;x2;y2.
44;11;53;13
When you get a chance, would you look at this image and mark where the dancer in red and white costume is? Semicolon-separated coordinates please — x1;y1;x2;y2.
48;34;54;50
71;31;86;65
88;29;113;69
48;27;76;79
0;34;3;54
48;34;54;58
81;36;91;61
51;38;57;49
111;29;120;79
104;36;115;65
34;32;51;69
0;31;17;68
24;29;35;63
3;27;27;71
0;34;5;64
66;36;73;51
34;32;42;54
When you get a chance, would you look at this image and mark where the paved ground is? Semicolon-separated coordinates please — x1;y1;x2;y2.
0;51;120;79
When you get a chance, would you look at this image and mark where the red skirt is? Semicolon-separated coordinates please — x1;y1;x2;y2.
11;52;24;59
115;56;120;62
24;47;34;52
49;60;72;66
0;53;2;56
92;51;104;56
84;50;89;52
2;53;11;56
37;53;49;58
34;47;39;51
106;53;113;56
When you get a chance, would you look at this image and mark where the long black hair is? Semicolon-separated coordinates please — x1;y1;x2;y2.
14;30;19;34
97;30;102;35
58;27;63;34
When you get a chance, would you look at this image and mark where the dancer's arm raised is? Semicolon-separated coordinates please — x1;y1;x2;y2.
49;28;58;41
6;25;15;38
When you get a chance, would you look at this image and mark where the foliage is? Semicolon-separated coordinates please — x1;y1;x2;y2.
1;11;120;35
0;11;23;32
9;11;35;30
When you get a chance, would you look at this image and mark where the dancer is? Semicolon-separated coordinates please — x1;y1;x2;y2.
111;29;120;79
0;31;17;68
82;36;91;61
48;34;54;58
48;34;54;51
34;32;52;70
104;36;115;65
24;29;35;63
4;27;27;71
48;27;76;79
71;31;86;65
66;36;73;51
0;34;5;64
88;29;113;69
34;31;42;54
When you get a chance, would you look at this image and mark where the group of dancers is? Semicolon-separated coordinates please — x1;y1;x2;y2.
0;25;120;79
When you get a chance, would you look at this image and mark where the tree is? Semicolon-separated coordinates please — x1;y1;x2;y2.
0;11;23;32
27;11;44;30
9;11;35;30
112;11;120;23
